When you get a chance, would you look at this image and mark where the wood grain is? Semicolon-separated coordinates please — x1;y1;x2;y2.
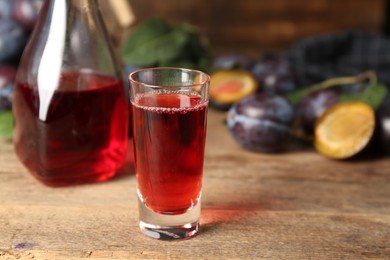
0;110;390;259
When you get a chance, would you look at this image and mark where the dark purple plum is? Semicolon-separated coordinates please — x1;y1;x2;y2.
0;66;16;110
297;89;339;134
0;83;14;110
340;83;367;93
377;97;390;154
0;20;28;62
227;93;294;153
213;54;254;71
124;64;140;76
251;56;297;95
11;0;43;30
0;0;12;20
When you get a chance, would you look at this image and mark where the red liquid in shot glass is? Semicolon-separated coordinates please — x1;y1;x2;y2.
13;71;129;186
132;92;208;214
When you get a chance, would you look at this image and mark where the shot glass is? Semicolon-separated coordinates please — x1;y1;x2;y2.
129;67;210;240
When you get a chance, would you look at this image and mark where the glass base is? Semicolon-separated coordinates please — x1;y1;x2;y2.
138;193;200;240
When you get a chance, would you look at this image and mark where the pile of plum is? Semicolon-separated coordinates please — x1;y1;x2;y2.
212;54;299;153
0;0;42;110
212;54;390;157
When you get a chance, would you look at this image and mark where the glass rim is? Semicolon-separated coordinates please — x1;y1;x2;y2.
129;67;210;89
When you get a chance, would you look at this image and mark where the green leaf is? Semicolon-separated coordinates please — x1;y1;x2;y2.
121;18;171;66
339;83;388;110
121;18;195;67
0;110;13;139
160;59;196;69
285;87;314;106
122;18;170;52
121;18;212;72
285;71;379;106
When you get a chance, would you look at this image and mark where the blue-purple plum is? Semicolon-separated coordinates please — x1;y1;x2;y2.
377;97;390;154
11;0;43;30
0;20;28;62
0;66;16;110
297;89;339;134
213;54;254;71
227;93;294;153
251;56;297;95
0;0;12;20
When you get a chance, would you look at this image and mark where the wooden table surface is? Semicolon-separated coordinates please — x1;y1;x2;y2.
0;109;389;259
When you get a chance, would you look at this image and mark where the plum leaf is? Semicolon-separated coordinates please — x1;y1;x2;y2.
339;83;388;110
0;110;13;139
121;18;212;71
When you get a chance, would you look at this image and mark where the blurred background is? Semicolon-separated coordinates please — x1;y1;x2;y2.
123;0;387;56
0;0;388;67
2;0;390;153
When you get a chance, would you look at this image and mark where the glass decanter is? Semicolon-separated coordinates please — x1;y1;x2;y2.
13;0;129;186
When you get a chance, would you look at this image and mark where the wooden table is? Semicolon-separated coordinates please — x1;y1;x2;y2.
1;110;389;259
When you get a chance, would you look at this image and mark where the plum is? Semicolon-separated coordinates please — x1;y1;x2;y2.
377;97;390;154
213;54;254;71
0;66;16;110
0;20;28;62
315;101;375;159
296;89;340;134
0;83;14;110
124;64;140;76
341;83;367;94
227;93;294;153
210;69;258;111
11;0;43;30
251;56;297;95
0;0;12;20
